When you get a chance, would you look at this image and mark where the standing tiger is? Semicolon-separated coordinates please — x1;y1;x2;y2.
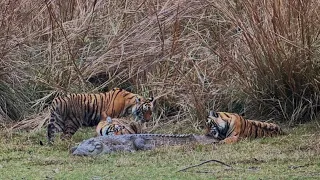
205;110;283;144
47;88;154;143
96;117;143;136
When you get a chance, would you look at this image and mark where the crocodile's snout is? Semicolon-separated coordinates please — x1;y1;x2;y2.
72;148;89;156
70;146;78;154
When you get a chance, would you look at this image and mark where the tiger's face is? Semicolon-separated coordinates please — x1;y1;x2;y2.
132;97;154;123
101;124;124;136
206;119;219;138
205;110;228;140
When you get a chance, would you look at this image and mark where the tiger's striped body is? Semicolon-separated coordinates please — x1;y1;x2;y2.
205;111;283;144
96;117;143;136
47;88;154;143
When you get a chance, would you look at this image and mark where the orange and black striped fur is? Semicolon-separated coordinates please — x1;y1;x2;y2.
205;110;283;144
96;117;143;136
47;88;154;143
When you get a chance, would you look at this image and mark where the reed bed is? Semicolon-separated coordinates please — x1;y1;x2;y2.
0;0;319;129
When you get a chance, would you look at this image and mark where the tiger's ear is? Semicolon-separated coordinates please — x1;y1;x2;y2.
206;118;212;126
135;96;141;104
147;97;154;103
107;117;112;123
209;110;219;118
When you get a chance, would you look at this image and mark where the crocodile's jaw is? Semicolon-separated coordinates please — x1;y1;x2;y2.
72;146;102;156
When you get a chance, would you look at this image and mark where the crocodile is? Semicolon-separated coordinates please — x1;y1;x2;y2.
71;134;219;156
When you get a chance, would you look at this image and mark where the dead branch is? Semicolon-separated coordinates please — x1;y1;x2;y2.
177;159;233;172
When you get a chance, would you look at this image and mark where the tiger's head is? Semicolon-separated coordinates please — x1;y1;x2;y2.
102;124;124;136
205;110;229;140
132;96;154;123
99;117;125;136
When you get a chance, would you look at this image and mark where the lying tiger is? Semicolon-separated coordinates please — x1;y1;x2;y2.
205;110;283;144
96;117;143;136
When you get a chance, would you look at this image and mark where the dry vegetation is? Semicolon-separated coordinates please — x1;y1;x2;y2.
1;0;320;128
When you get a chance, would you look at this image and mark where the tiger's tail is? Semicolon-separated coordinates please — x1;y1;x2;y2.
247;120;283;138
47;111;55;144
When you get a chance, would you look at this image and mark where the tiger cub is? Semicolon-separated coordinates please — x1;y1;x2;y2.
205;110;283;144
47;88;153;143
96;117;143;136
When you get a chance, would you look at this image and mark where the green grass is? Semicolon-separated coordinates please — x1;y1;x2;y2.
1;122;320;179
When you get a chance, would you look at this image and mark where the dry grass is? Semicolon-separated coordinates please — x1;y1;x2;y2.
211;0;320;123
0;0;319;128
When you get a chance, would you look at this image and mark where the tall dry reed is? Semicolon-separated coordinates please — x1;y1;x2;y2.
211;0;320;123
1;0;319;127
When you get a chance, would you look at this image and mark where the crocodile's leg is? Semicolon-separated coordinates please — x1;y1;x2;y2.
133;137;154;150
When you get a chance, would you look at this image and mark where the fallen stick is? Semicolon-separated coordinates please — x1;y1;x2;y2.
177;159;233;172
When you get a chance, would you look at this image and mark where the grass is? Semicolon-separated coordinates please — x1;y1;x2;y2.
1;121;320;179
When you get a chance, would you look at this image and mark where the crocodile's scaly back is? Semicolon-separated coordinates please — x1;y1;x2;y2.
72;134;218;156
131;134;196;150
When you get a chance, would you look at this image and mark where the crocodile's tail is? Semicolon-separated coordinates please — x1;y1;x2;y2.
135;133;193;138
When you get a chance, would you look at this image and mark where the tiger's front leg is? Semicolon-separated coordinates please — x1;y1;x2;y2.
61;119;79;140
61;133;73;140
220;135;239;144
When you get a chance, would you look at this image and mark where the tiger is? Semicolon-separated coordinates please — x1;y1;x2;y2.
205;110;283;144
47;88;154;143
96;117;143;136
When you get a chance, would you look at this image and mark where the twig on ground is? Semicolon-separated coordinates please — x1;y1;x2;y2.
177;159;233;172
195;171;216;174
